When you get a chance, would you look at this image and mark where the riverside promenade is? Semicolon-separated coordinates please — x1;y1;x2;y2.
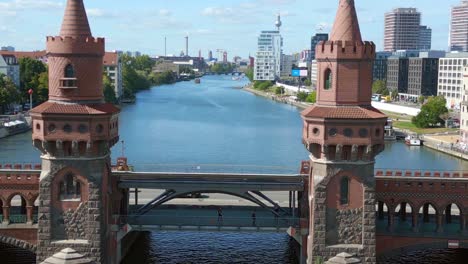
423;133;468;161
242;84;310;110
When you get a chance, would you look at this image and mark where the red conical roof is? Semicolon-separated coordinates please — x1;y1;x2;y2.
329;0;362;42
59;0;92;38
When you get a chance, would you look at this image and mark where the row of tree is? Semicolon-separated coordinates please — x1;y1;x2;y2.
209;63;235;74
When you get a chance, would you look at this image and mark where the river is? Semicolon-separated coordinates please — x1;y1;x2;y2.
0;75;467;263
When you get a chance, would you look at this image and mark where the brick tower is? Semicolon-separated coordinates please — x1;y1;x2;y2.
30;0;121;262
301;1;386;263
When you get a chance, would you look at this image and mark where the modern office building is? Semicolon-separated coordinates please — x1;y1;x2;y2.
0;46;15;52
418;25;432;50
280;54;294;77
254;30;283;81
300;50;312;62
384;8;431;51
373;51;392;82
386;57;409;93
437;52;468;109
406;57;439;99
310;33;328;61
450;1;468;52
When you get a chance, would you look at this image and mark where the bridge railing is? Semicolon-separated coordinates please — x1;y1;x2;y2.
114;215;300;229
122;163;301;174
375;169;468;179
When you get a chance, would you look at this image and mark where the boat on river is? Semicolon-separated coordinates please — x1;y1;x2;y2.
0;118;31;139
405;135;422;146
194;78;201;84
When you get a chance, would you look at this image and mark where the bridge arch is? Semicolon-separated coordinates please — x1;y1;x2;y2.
417;202;439;232
136;189;287;217
0;235;36;253
393;201;415;231
442;202;464;233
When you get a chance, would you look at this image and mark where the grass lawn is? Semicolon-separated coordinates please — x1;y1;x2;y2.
393;120;459;135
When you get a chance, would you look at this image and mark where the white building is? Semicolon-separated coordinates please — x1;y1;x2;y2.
437;52;468;109
103;52;123;101
280;54;294;77
254;30;283;81
0;54;20;87
311;60;318;88
461;66;468;143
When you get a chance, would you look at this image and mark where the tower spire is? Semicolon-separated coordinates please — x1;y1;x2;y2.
59;0;92;38
329;0;362;42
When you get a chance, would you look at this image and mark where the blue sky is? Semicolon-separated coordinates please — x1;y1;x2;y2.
0;0;463;59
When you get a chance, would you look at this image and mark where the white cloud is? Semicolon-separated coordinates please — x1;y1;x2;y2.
159;9;172;17
0;0;62;11
201;7;234;17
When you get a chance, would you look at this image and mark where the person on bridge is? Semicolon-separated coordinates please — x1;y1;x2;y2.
252;210;257;227
217;207;223;225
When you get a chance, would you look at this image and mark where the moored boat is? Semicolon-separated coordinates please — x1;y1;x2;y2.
405;135;422;146
195;78;201;84
384;119;396;141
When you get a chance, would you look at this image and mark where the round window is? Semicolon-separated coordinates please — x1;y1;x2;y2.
63;124;72;133
48;124;56;133
96;124;104;134
313;128;320;136
344;128;353;137
359;128;368;138
78;124;88;134
329;128;338;137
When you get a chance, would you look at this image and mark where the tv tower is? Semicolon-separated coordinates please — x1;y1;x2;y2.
275;13;282;31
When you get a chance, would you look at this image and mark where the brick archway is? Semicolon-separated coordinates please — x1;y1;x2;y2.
0;235;36;253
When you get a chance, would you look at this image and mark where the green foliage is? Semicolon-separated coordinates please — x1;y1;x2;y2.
245;68;254;82
418;96;426;105
103;73;117;104
306;91;317;103
19;57;47;103
253;81;273;91
35;72;49;103
210;63;235;74
275;86;285;95
150;71;176;86
304;79;312;87
412;96;448;128
0;74;20;114
372;80;389;96
297;91;308;102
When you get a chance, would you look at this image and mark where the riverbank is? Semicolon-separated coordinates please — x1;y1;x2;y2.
422;134;468;161
242;84;311;110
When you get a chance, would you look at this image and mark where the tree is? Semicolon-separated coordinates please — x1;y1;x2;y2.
0;74;20;114
245;68;254;82
306;91;317;103
372;80;389;95
418;96;426;105
304;79;312;87
103;74;117;104
275;86;285;95
297;91;308;102
19;58;47;102
412;96;448;128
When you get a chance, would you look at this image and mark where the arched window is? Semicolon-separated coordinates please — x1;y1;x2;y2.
59;173;81;200
324;68;332;90
340;177;349;205
64;64;75;78
61;64;77;88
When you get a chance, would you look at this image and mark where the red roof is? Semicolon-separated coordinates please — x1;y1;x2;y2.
103;52;118;66
302;105;387;119
59;0;92;38
31;101;119;115
0;50;47;59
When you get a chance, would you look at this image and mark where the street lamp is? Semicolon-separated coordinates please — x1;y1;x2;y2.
28;89;33;111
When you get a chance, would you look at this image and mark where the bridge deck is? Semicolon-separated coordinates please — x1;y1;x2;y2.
115;172;305;191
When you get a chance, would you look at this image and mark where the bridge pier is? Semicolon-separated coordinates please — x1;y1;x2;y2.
411;212;418;232
26;206;33;225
